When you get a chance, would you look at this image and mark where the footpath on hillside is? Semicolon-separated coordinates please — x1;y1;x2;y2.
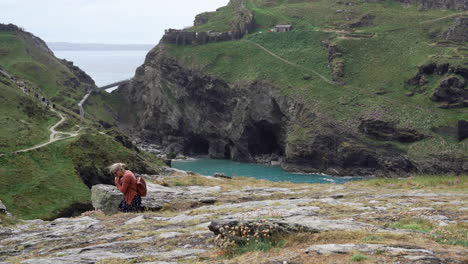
10;108;81;154
242;39;337;86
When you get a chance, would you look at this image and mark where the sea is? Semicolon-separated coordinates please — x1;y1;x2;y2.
53;49;151;91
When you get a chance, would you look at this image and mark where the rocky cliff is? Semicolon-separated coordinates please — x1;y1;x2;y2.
161;0;255;46
115;0;467;176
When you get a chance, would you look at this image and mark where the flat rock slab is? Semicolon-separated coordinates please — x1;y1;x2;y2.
305;243;434;255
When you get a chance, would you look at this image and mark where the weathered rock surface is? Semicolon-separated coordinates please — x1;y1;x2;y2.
162;0;255;46
442;16;468;43
359;119;426;142
431;76;468;108
91;184;122;214
1;175;467;263
91;183;221;214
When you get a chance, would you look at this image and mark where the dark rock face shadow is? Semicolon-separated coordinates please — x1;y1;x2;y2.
246;121;283;156
49;203;94;220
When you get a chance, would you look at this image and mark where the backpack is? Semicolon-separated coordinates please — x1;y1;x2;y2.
135;176;147;197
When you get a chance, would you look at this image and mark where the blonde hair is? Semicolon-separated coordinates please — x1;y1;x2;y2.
108;163;127;174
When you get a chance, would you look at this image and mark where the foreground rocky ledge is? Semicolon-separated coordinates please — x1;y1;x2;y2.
0;172;467;263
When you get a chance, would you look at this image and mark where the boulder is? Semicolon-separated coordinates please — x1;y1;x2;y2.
431;76;468;108
0;200;11;216
91;184;122;215
213;172;232;179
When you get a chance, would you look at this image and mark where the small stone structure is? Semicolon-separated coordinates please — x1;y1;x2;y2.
273;25;293;32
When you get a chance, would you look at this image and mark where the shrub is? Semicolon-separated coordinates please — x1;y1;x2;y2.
351;253;368;262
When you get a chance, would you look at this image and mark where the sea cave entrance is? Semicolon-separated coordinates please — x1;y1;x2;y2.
246;121;283;156
184;136;210;155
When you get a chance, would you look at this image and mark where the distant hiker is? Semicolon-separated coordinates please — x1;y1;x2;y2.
52;104;55;109
109;163;143;213
41;96;45;103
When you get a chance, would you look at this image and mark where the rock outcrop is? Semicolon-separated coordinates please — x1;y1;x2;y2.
408;63;468;108
161;0;255;46
431;76;468;108
359;119;426;143
322;41;345;84
442;16;468;43
91;182;220;214
0;200;11;216
2;176;467;263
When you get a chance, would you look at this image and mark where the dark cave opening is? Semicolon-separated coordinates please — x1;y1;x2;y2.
224;143;232;159
185;136;210;155
247;121;283;156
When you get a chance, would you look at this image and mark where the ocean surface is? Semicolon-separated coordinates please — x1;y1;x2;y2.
173;158;362;184
53;49;151;91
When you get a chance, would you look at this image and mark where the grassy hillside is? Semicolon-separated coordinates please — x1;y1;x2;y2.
0;25;165;220
0;30;89;109
0;79;59;153
0;132;164;220
166;0;467;158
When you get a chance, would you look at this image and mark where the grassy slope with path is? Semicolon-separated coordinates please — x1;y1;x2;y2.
0;27;165;220
165;0;467;159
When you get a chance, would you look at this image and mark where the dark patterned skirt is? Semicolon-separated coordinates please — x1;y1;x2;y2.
118;194;142;213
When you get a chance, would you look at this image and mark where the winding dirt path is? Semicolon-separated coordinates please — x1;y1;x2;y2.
78;91;92;119
242;40;337;85
419;11;468;24
12;109;81;154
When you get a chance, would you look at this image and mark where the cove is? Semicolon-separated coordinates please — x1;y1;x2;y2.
172;158;363;184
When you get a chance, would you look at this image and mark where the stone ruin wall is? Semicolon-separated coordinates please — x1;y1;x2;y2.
161;0;255;46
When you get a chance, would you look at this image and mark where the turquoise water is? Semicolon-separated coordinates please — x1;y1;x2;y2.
172;158;362;184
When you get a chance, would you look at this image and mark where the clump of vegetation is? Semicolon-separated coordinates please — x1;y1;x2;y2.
433;223;468;247
388;217;434;232
214;221;286;257
351;253;368;262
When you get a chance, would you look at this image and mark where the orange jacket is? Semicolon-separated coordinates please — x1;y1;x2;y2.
115;170;138;205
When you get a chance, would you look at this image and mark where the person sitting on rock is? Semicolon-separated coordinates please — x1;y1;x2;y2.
109;163;142;213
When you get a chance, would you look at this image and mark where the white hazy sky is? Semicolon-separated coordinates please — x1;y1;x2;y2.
2;0;229;44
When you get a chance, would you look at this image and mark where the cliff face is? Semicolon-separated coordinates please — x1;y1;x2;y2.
116;48;464;176
118;48;289;162
115;0;467;176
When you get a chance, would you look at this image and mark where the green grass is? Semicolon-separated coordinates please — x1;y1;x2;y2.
0;139;91;220
351;174;468;191
189;6;236;32
0;132;164;220
433;223;468;247
83;91;126;125
0;81;59;153
351;253;368;262
0;31;87;108
226;238;284;257
167;0;468;157
389;218;434;233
